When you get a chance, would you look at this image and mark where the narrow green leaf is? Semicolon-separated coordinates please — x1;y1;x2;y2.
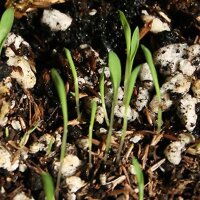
141;45;162;132
64;48;81;120
119;10;131;55
0;7;14;54
132;157;144;200
130;27;139;62
141;45;160;100
51;68;68;199
117;65;141;162
51;69;68;131
41;172;55;200
105;51;121;158
125;65;141;105
99;66;109;126
88;100;97;166
19;121;41;148
108;51;121;92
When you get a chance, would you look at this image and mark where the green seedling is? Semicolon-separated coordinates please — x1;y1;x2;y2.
0;7;14;55
119;10;139;104
132;157;144;200
105;51;121;158
141;45;162;133
64;48;81;120
88;99;97;167
117;65;141;162
51;68;68;200
41;172;55;200
19;121;41;148
99;66;109;126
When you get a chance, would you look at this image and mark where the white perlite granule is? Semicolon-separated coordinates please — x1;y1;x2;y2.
54;154;82;177
41;9;72;31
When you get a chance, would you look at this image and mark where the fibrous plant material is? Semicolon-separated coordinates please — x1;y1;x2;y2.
41;172;55;200
64;48;81;120
105;51;121;158
141;45;162;133
51;68;68;200
88;99;97;166
0;7;14;55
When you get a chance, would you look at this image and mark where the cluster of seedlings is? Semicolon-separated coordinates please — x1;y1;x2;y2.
0;3;199;200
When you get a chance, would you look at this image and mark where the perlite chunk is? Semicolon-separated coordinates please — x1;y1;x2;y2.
177;94;198;132
41;9;72;31
164;133;195;165
154;43;188;76
54;154;82;177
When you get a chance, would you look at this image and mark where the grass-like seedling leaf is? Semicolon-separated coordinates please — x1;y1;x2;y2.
105;51;121;158
119;10;131;55
130;27;139;62
19;121;41;148
119;11;139;105
141;45;162;132
132;157;144;200
88;99;97;167
64;48;81;120
0;7;14;55
41;172;55;200
51;68;68;200
99;66;109;126
117;65;141;162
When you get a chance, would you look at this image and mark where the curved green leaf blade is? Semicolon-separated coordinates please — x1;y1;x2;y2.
51;68;68;199
130;27;139;62
141;45;160;100
117;65;141;162
88;100;97;166
132;157;144;200
0;7;14;54
108;51;121;92
119;10;131;55
41;172;55;200
99;66;109;126
125;65;141;106
141;44;162;132
64;48;81;120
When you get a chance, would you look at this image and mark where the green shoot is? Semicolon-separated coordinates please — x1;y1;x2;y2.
64;48;81;120
46;136;55;156
132;157;144;200
0;7;14;55
51;68;68;200
88;99;97;167
141;45;162;133
99;66;109;126
19;121;41;148
117;65;141;162
5;127;9;138
119;10;131;55
105;51;121;158
119;10;139;104
41;172;55;200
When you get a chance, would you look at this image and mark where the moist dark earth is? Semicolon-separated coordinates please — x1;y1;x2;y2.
0;0;200;199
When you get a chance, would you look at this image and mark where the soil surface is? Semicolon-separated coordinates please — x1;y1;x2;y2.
0;0;200;200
